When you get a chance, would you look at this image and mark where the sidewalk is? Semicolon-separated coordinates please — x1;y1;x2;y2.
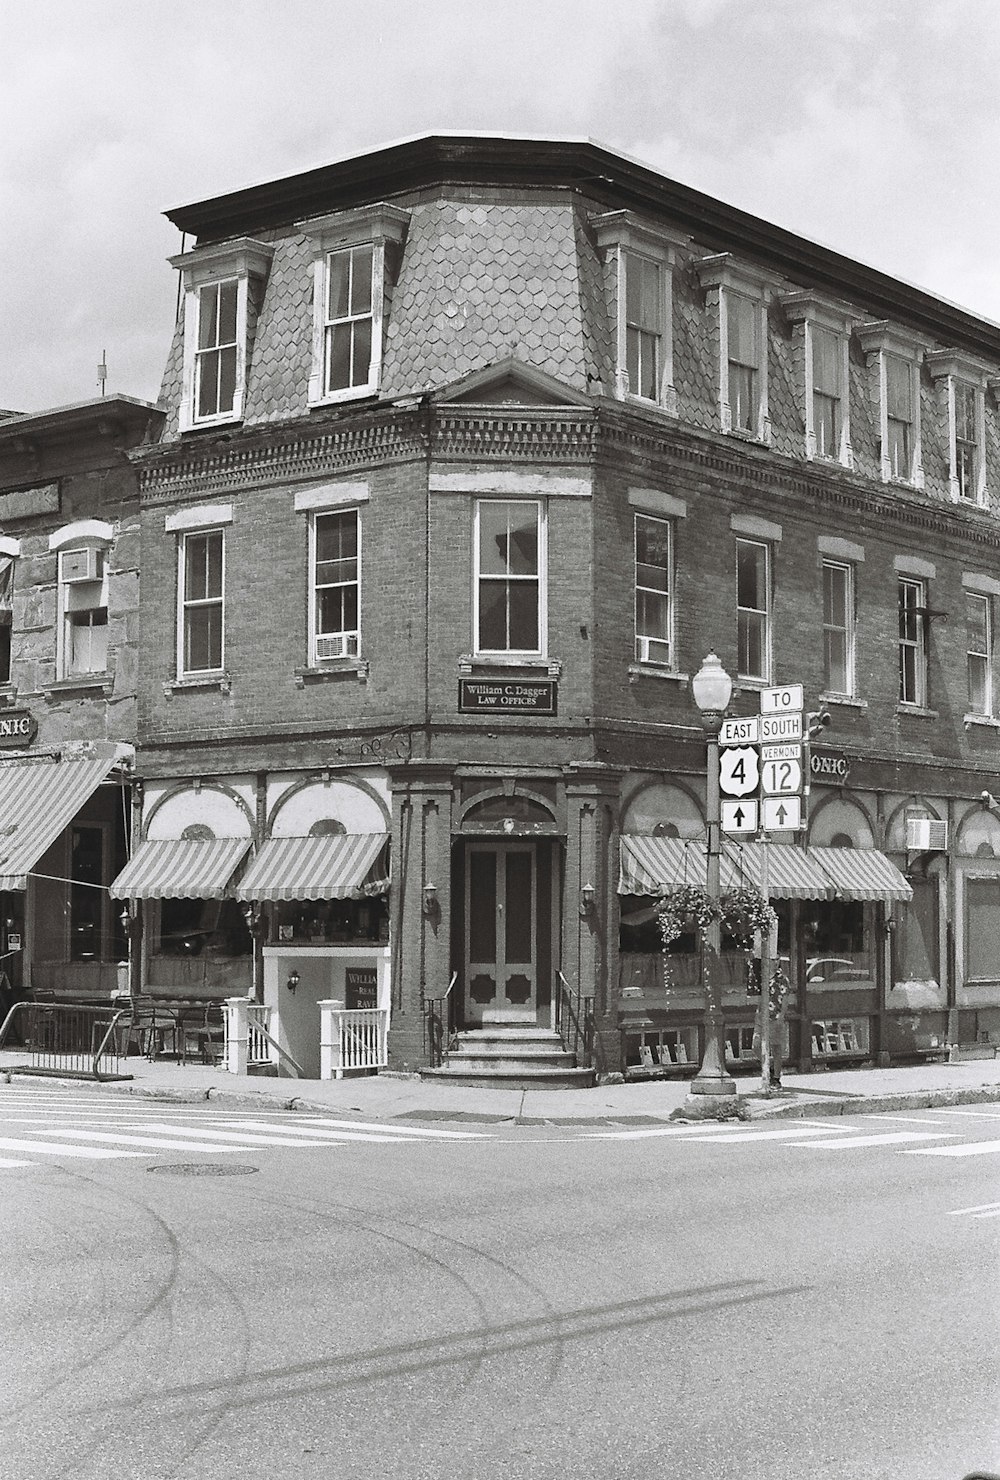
3;1048;1000;1125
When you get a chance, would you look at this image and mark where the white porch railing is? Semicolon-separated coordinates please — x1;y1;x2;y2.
225;998;276;1074
320;1004;389;1080
247;1004;272;1067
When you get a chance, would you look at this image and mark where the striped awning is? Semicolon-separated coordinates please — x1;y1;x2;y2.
109;837;251;900
809;846;912;902
618;835;911;903
235;832;390;902
0;751;122;891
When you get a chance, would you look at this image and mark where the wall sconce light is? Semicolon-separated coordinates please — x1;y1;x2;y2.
118;905;131;933
286;970;300;994
422;882;438;918
579;882;596;918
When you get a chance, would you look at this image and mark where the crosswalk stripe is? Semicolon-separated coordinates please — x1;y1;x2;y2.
785;1131;956;1148
221;1117;483;1142
26;1128;289;1154
0;1156;35;1168
937;1109;1000;1122
948;1201;1000;1216
0;1136;147;1159
682;1126;864;1144
291;1116;488;1139
903;1139;1000;1157
112;1122;363;1149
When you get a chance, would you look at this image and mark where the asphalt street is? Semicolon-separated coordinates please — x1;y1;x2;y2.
1;1087;998;1480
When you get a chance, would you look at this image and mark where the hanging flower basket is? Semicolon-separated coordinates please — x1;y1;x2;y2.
718;885;777;949
656;884;719;992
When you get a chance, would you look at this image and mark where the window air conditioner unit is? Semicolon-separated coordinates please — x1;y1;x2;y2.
907;818;948;852
59;547;104;584
314;632;357;661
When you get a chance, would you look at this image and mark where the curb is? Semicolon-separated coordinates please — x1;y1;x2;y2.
737;1084;1000;1121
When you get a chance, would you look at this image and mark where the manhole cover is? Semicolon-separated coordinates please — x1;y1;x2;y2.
147;1163;259;1177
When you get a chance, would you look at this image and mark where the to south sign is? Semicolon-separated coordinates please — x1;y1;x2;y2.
459;679;557;715
0;710;37;748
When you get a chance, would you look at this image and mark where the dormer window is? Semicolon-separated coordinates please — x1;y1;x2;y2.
49;521;114;682
696;255;782;444
782;292;855;467
926;349;990;505
300;204;409;408
592;212;687;412
858;322;928;488
170;238;273;433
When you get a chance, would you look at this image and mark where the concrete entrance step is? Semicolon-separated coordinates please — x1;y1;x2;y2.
420;1064;597;1090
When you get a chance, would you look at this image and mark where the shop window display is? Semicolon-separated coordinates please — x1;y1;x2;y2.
271;896;389;945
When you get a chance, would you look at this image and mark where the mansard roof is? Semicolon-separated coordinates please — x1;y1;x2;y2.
164;132;1000;365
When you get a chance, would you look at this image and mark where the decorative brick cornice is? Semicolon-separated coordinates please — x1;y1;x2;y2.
431;408;598;464
134;410;427;501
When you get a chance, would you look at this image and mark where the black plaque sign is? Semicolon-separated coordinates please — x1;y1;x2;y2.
345;966;378;1010
0;710;37;748
458;678;557;715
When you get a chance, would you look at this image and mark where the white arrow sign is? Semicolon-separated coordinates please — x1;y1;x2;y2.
722;799;758;834
762;796;804;830
719;745;759;798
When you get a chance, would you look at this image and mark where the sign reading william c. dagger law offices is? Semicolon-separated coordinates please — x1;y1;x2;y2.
458;679;557;715
0;710;37;748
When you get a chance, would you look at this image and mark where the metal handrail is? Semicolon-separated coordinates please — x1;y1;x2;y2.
424;971;458;1067
556;970;595;1070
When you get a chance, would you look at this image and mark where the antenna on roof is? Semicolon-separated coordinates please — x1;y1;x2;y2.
97;351;107;398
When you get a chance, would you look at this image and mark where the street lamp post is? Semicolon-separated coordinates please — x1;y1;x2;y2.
689;652;738;1098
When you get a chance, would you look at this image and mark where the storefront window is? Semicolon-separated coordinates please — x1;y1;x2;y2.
801;900;872;986
157;897;251;958
966;878;1000;981
271;896;389;945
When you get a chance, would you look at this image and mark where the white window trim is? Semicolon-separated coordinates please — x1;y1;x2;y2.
300;204;409;410
696;255;782;445
966;589;993;719
782;292;856;467
858;322;928;488
472;498;547;660
926;349;990;506
592;212;687;412
821;558;856;699
293;480;370;513
308;506;361;666
736;535;772;684
50;525;113;682
177;528;226;679
169;240;273;434
48;520;114;552
633;512;674;668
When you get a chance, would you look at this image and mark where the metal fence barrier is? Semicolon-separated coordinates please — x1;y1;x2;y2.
0;1001;131;1081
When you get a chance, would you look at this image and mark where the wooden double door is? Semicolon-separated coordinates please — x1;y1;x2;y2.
463;840;555;1026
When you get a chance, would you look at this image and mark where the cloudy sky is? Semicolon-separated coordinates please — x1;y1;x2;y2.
3;0;998;414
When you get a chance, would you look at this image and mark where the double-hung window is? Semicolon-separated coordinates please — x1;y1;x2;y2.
302;204;409;408
966;591;992;717
822;560;854;697
49;524;113;682
782;294;855;466
475;500;545;656
323;245;375;396
736;537;770;682
898;577;927;707
179;529;224;676
859;324;926;487
592;212;685;412
624;252;662;401
696;255;779;443
812;328;842;459
171;239;273;433
634;514;672;665
885;353;913;481
311;510;360;662
195;279;238;421
927;351;989;505
728;293;759;434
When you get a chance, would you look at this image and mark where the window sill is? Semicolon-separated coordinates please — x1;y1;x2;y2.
896;703;937;719
820;693;868;710
309;385;379;410
628;663;689;684
164;673;232;696
964;713;1000;730
294;661;369;687
44;675;111;697
734;678;771;693
459;654;562;678
180;412;243;435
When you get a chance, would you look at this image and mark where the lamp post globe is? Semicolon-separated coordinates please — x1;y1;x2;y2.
691;651;733;729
